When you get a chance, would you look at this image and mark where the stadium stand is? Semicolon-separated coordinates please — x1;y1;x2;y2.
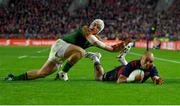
0;0;179;40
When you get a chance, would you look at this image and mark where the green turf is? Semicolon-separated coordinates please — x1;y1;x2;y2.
0;46;180;105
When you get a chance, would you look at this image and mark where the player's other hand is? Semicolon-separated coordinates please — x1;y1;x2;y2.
153;76;164;85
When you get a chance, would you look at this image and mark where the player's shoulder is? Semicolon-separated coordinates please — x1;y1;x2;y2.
127;59;141;67
151;64;157;70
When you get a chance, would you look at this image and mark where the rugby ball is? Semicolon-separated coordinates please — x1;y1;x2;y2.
127;69;144;82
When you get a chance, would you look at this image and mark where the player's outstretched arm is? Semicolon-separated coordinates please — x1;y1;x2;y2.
86;35;133;52
86;35;114;51
112;39;135;52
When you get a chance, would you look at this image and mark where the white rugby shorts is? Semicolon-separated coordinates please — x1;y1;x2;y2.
48;39;70;64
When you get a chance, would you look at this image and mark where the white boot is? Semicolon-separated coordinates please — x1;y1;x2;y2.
85;52;102;63
55;71;68;81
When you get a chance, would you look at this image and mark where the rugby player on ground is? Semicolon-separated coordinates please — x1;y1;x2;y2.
91;46;164;84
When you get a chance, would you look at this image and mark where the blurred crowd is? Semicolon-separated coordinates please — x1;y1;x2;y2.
0;0;179;40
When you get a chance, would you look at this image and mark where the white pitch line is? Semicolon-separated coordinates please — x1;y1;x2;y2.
154;57;180;64
0;68;28;71
130;52;180;64
37;48;49;53
30;56;47;58
18;55;27;59
17;48;49;59
18;55;46;59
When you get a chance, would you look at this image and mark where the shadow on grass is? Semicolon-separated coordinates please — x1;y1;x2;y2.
1;77;180;85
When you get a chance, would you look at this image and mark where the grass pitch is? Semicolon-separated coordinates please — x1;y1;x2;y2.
0;46;180;105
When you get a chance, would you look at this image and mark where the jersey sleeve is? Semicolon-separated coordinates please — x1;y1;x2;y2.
141;66;159;83
150;66;159;77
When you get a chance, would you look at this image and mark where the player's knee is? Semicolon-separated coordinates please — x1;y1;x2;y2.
72;52;83;60
76;48;85;57
67;49;85;64
77;52;84;58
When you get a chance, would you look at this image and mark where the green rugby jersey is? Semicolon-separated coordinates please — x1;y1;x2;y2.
62;26;92;49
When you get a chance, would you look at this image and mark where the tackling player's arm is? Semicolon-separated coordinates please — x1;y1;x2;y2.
112;39;135;52
86;34;132;52
86;34;114;51
83;24;134;52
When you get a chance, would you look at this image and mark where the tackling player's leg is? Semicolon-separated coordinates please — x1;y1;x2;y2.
5;39;68;81
93;53;103;80
94;62;104;81
55;48;102;80
4;60;59;81
55;44;86;81
85;52;103;80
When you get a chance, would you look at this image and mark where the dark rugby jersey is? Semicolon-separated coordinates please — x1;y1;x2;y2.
103;60;159;82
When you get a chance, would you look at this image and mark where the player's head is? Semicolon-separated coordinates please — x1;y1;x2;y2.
89;19;104;35
140;51;154;70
